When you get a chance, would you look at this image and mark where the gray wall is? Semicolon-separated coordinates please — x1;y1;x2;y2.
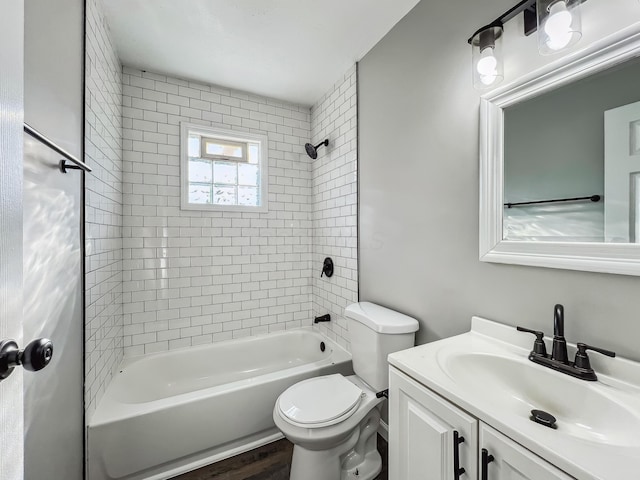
358;0;640;360
25;0;84;158
24;0;85;479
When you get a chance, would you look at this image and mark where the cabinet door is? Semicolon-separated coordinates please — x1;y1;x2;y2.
389;367;477;480
480;423;575;480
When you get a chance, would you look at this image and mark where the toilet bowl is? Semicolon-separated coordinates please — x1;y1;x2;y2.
273;375;383;480
272;302;419;480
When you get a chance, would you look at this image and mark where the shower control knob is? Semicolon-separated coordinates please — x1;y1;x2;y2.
0;338;54;380
321;257;334;278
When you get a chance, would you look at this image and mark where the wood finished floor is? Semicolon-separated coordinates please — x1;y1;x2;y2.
171;435;388;480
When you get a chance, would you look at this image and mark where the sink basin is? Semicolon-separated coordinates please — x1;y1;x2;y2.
440;352;640;447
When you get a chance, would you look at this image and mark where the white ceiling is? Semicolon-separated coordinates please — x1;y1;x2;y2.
103;0;420;106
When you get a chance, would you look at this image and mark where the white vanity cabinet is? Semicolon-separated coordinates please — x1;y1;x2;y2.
389;367;574;480
389;368;477;480
480;424;574;480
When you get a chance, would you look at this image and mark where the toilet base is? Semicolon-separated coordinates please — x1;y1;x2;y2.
288;408;381;480
341;448;381;480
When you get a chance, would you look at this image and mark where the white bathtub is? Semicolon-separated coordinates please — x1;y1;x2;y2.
88;328;352;480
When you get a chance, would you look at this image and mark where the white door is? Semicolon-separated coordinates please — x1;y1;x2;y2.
0;0;25;478
604;100;640;242
479;423;575;480
389;367;478;480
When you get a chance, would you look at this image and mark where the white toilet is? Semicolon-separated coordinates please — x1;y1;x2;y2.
273;302;418;480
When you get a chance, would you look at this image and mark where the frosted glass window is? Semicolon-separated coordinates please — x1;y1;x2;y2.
189;184;212;204
238;186;258;206
238;163;259;186
213;162;238;185
182;124;267;211
248;145;259;164
188;159;212;183
214;186;236;205
188;136;200;157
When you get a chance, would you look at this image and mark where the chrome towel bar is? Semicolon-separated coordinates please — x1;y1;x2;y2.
24;123;91;173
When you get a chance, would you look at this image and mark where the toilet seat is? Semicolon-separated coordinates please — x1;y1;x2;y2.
278;374;363;428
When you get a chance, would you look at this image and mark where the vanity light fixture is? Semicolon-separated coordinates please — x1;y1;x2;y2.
470;23;504;89
468;0;585;89
537;0;583;55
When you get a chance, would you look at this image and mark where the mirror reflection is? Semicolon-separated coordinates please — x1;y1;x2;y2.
503;57;640;243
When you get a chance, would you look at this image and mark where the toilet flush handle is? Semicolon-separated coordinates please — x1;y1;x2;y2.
375;390;388;399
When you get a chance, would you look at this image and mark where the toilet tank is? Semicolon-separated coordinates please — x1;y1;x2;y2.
345;302;419;392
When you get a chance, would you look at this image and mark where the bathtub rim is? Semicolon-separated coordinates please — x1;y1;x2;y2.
89;326;351;427
118;325;345;371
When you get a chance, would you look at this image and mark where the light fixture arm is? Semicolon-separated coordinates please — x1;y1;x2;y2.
468;20;504;47
468;0;586;89
467;0;536;44
468;0;586;43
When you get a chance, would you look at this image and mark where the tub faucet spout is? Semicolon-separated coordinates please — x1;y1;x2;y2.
314;314;331;324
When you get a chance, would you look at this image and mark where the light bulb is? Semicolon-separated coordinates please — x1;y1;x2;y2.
477;47;498;76
544;1;573;51
479;74;498;86
476;47;498;85
471;25;503;90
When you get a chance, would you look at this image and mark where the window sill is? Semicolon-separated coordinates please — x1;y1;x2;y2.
179;202;269;213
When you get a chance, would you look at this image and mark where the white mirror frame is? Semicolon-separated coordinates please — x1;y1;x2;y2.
480;25;640;276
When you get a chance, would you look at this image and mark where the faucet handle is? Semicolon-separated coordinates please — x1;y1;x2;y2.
574;343;616;370
516;327;548;356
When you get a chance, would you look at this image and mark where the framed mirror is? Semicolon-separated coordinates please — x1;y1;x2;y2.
480;26;640;276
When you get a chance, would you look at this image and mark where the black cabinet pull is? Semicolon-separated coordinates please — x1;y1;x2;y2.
481;448;495;480
453;430;465;479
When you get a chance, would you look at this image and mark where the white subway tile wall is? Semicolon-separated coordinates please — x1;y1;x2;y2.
84;0;124;418
311;66;359;350
83;2;358;412
120;68;316;355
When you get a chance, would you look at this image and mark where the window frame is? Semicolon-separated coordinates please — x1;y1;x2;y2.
180;122;269;213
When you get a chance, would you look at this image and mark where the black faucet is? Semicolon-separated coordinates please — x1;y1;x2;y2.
551;304;568;364
517;304;616;381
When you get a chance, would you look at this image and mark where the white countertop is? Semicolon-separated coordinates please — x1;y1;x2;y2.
388;317;640;480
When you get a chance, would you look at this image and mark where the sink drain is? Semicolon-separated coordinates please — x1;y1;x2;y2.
530;409;557;429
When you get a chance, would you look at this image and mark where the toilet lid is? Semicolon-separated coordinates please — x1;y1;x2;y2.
278;374;363;426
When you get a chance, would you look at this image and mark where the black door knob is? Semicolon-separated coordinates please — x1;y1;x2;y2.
22;338;54;372
0;338;54;380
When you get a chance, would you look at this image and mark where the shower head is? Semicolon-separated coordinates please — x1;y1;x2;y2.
304;139;329;159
